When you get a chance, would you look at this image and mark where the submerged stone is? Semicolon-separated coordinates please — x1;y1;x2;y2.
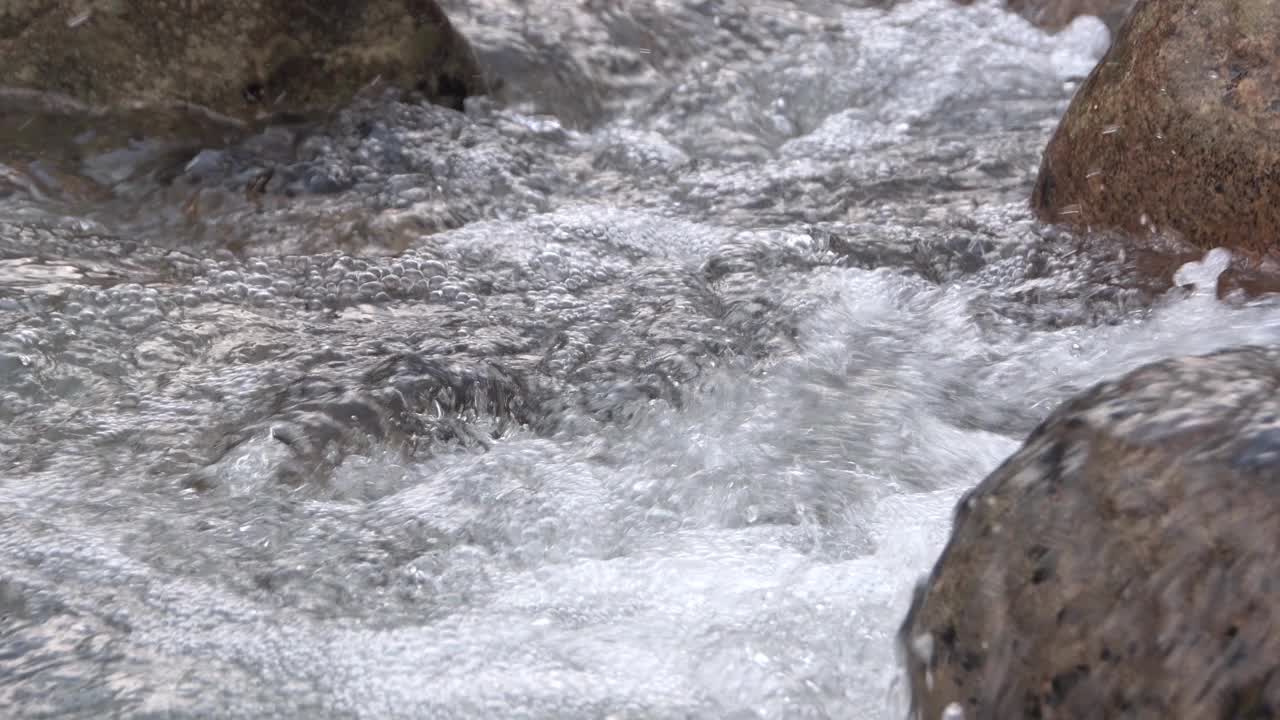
899;346;1280;718
1031;0;1280;276
0;0;488;170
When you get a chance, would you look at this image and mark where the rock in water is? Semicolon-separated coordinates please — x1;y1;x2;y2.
899;346;1280;718
1031;0;1280;259
0;0;487;126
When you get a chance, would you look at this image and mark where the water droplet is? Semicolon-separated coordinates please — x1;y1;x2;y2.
1101;125;1120;135
66;9;92;27
911;632;934;663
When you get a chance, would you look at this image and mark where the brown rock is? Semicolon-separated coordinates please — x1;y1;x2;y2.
899;346;1280;718
1031;0;1280;262
0;0;487;133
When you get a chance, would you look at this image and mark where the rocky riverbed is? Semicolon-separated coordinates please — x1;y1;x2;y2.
3;0;1279;717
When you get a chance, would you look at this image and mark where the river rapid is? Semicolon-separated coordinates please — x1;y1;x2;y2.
2;0;1279;717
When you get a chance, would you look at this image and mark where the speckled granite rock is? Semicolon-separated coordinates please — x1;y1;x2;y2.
0;0;487;127
1031;0;1280;261
900;346;1280;719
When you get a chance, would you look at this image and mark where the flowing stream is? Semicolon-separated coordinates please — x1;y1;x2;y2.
3;0;1280;717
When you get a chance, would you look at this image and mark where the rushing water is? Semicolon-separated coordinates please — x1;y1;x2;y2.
3;0;1280;717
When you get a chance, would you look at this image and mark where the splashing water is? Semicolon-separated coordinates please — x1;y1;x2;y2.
2;0;1277;718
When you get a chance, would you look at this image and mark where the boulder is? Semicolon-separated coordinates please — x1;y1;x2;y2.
899;346;1280;719
1031;0;1280;266
0;0;487;135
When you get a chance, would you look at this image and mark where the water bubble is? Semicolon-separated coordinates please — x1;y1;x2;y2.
910;633;934;664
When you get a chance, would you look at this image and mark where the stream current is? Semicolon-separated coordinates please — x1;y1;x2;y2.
2;0;1278;717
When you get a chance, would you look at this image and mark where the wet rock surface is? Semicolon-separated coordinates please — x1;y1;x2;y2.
0;0;486;171
1032;0;1280;272
900;345;1280;719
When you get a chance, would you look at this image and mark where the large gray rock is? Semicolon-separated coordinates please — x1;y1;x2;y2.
900;346;1280;718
